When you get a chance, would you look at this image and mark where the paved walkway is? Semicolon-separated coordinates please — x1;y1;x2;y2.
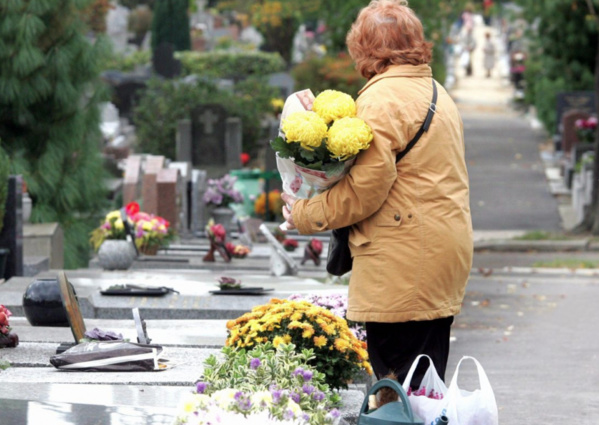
449;17;563;232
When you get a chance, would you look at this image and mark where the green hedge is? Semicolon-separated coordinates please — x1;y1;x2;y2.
133;76;278;160
177;50;286;79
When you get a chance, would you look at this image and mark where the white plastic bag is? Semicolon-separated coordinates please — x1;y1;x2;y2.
444;356;498;425
402;354;449;425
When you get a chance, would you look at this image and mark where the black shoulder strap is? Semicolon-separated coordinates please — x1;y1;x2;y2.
395;80;438;163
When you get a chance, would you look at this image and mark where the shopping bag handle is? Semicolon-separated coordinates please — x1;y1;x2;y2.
449;356;494;394
360;378;414;420
402;354;433;391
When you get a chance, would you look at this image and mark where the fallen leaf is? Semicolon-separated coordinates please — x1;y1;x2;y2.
478;267;493;277
480;299;491;307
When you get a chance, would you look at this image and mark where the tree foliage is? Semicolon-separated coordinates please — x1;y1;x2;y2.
515;0;596;131
0;0;111;268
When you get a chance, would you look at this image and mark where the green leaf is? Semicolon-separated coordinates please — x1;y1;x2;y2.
322;160;346;177
299;148;316;162
270;136;296;159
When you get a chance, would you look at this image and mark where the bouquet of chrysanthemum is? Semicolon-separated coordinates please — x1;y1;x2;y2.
270;89;372;229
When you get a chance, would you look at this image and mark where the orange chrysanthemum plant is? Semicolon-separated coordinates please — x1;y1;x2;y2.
225;298;372;390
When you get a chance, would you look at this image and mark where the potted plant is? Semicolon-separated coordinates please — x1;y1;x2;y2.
89;209;137;270
225;298;372;390
126;202;173;255
203;174;244;235
175;343;342;425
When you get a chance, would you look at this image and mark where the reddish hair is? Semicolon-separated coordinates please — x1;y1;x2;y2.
346;0;433;79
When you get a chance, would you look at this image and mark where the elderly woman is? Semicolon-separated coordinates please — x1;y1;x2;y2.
282;0;472;388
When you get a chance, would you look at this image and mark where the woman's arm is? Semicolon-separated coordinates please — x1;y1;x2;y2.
290;104;402;234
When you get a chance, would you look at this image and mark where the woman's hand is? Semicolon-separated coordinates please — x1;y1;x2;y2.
281;193;297;230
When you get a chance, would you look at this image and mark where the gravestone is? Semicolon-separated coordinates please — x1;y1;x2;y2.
176;119;192;162
191;169;208;236
168;162;192;237
225;117;243;170
268;72;295;99
156;168;180;232
142;155;165;215
556;91;596;135
123;155;143;206
106;4;131;54
187;105;242;176
561;110;591;155
191;104;228;167
0;176;24;280
153;43;182;79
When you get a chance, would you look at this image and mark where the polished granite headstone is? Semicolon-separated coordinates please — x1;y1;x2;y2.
0;398;176;425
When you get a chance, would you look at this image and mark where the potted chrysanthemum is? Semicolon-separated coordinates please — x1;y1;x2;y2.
225;298;372;390
270;89;373;203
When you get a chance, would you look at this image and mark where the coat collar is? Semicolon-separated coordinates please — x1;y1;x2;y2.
358;64;433;95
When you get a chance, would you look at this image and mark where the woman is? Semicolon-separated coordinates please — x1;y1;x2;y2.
282;0;472;388
483;32;496;78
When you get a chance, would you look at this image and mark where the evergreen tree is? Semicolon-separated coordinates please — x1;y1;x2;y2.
151;0;191;52
0;0;111;268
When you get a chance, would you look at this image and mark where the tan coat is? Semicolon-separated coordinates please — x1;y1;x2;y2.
292;64;473;323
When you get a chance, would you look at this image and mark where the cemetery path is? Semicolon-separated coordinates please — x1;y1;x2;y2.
449;23;562;232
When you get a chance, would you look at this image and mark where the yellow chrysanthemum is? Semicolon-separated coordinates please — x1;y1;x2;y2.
327;117;374;161
313;335;328;348
273;336;285;347
106;210;121;221
302;326;315;339
334;338;350;352
288;320;303;330
319;322;337;336
290;311;303;321
283;334;292;344
281;111;327;151
312;90;357;124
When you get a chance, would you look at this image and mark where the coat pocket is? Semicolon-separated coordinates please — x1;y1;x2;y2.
375;207;403;227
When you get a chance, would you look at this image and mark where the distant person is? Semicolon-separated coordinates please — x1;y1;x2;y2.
461;28;476;76
483;32;495;78
483;0;494;26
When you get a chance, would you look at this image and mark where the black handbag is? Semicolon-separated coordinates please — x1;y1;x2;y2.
326;80;438;276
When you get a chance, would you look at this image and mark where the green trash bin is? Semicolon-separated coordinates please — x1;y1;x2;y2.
230;169;280;219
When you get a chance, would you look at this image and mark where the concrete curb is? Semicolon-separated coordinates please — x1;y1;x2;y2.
474;238;590;252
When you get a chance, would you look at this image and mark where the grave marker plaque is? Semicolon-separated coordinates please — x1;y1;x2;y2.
58;271;87;343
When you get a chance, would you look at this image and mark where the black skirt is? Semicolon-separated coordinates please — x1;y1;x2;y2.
365;316;454;389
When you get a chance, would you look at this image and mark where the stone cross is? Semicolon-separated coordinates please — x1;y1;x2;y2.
199;110;218;134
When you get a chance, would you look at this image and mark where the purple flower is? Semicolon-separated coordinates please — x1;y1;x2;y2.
327;409;341;419
250;358;261;369
313;391;325;402
196;382;208;394
284;409;295;420
234;391;243;400
302;370;313;382
271;389;283;404
292;367;304;377
290;392;300;403
302;384;315;395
